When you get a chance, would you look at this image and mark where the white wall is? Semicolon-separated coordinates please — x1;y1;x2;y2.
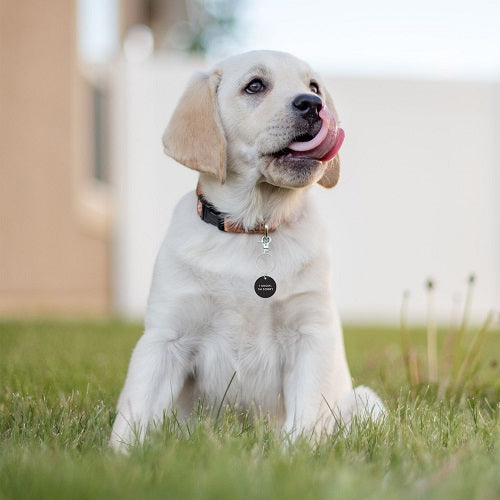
322;78;500;322
110;55;500;323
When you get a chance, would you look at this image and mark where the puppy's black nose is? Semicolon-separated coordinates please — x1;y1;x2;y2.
292;94;322;118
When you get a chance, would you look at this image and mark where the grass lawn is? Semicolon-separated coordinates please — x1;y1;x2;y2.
0;319;498;499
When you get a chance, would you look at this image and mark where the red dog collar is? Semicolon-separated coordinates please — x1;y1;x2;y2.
196;184;277;234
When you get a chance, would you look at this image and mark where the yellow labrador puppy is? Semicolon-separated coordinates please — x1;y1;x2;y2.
110;50;384;451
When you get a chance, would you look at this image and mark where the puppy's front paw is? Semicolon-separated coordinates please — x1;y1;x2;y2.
109;411;145;453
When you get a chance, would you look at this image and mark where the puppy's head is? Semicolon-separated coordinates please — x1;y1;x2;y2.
163;50;344;189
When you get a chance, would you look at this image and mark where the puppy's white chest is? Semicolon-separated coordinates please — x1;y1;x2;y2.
145;193;331;416
193;302;287;416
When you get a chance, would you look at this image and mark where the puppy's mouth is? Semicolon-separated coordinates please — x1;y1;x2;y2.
272;106;345;162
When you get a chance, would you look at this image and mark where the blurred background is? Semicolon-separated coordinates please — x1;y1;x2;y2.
0;0;498;324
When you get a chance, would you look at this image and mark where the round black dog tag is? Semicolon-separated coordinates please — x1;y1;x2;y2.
254;276;277;298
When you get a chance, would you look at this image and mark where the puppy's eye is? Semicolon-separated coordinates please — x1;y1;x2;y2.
245;79;265;94
310;82;320;94
309;82;319;94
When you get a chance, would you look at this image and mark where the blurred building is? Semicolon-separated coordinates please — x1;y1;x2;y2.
0;0;111;315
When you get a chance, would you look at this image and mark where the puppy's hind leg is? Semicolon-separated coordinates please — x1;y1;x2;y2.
338;386;386;428
110;328;192;452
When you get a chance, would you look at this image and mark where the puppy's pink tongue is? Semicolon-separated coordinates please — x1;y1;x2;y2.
288;106;345;161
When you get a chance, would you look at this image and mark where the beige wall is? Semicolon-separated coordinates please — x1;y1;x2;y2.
0;0;110;315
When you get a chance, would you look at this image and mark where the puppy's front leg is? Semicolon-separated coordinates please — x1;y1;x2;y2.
110;328;192;451
282;334;350;442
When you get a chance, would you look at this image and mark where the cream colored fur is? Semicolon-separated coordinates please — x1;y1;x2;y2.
110;50;384;451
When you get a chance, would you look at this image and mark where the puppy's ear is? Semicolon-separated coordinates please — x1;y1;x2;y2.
163;71;227;183
318;87;341;189
318;155;340;188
